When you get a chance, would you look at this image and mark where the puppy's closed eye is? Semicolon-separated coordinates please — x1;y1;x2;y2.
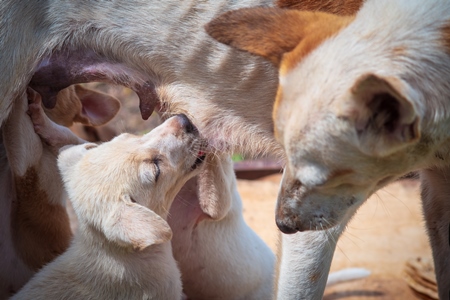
139;158;161;184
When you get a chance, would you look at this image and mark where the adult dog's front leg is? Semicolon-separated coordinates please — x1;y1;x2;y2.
421;166;450;300
275;221;347;300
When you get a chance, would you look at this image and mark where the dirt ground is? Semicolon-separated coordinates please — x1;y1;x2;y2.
238;174;433;299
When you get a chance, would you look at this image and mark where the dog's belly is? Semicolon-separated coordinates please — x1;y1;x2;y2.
31;48;158;120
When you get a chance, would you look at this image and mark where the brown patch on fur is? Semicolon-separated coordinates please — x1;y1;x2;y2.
11;167;72;271
206;8;303;65
273;13;353;117
206;8;337;66
206;8;353;69
276;0;364;16
309;271;321;282
392;46;407;56
439;22;450;54
279;13;354;75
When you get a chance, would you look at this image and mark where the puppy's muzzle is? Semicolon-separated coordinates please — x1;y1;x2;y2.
171;114;207;170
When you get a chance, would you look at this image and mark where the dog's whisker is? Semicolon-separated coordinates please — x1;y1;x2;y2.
340;231;363;248
373;192;391;217
377;188;412;215
320;224;333;251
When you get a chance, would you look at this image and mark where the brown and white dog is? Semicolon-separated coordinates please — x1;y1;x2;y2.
0;86;120;298
206;0;450;299
13;101;206;299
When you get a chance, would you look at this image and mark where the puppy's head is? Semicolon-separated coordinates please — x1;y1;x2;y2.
58;114;207;250
206;5;429;233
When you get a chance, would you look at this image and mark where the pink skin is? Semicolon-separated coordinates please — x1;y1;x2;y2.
30;48;158;120
169;177;210;258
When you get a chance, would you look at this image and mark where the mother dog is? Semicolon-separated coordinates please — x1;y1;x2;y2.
206;0;450;299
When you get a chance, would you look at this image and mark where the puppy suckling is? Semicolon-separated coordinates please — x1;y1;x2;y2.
12;98;206;300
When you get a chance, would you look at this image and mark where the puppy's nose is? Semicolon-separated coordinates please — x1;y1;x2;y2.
175;114;197;134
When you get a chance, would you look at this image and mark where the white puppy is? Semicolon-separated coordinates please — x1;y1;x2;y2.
13;105;206;300
169;155;275;300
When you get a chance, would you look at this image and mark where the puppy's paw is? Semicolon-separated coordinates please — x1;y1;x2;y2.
26;87;49;136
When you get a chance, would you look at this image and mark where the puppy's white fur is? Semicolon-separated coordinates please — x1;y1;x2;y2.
12;110;204;299
169;155;275;300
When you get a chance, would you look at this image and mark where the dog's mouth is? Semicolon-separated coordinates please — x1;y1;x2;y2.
191;150;207;170
191;138;208;170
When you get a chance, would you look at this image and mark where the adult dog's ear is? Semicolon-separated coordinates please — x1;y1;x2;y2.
205;7;351;66
197;155;232;221
73;85;121;126
103;195;172;250
346;74;420;157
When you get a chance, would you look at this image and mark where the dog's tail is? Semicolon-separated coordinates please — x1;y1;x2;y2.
326;268;371;286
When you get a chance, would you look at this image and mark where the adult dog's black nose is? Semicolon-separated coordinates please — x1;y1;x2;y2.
276;219;299;234
175;114;197;134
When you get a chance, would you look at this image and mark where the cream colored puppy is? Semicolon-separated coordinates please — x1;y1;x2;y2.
169;155;275;300
13;102;206;299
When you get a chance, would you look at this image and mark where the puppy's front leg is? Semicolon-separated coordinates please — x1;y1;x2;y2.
421;167;450;300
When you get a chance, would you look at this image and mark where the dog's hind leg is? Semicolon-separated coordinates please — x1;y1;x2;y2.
421;166;450;300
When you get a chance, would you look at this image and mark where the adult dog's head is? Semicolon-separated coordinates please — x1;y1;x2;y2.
58;114;206;249
206;1;449;233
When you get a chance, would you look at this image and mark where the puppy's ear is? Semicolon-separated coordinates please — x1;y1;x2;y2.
197;155;232;221
103;195;172;250
73;85;121;126
205;8;351;66
345;74;420;157
57;143;98;174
